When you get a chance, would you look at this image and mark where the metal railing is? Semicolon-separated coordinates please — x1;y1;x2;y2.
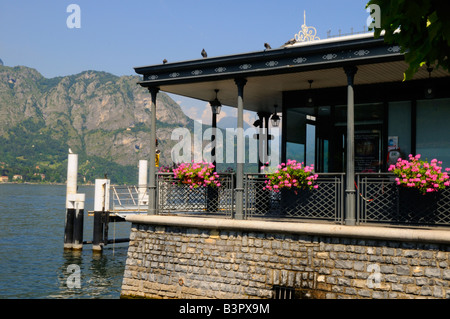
356;173;450;227
111;184;148;213
244;173;345;223
110;172;450;228
156;172;235;218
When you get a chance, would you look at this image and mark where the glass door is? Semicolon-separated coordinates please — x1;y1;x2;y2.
285;107;330;172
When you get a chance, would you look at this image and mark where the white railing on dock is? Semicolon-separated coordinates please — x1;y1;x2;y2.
111;185;148;213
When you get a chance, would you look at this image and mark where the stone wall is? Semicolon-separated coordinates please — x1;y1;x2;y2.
121;219;450;299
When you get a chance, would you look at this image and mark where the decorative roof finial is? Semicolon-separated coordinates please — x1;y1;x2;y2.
295;11;320;43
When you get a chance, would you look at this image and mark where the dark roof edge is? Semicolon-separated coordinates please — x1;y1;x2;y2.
134;35;388;75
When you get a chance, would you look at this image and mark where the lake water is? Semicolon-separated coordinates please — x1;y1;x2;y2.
0;184;131;299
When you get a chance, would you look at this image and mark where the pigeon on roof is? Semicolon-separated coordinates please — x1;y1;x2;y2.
283;38;296;46
264;43;272;50
201;49;207;58
163;59;168;64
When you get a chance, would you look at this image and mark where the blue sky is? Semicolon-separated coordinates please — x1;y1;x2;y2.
0;0;371;123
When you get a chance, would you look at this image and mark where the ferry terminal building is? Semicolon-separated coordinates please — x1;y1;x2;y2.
119;20;450;301
133;23;450;225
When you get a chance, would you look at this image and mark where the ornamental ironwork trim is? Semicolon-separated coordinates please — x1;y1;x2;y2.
294;11;320;43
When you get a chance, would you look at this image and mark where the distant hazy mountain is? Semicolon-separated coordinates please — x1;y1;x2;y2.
217;116;252;130
0;65;194;183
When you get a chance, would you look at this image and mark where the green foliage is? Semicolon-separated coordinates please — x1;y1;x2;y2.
367;0;450;80
77;155;137;185
36;76;63;92
0;118;137;184
0;118;67;183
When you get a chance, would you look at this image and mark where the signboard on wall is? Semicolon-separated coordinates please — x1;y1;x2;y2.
388;136;398;151
355;132;381;173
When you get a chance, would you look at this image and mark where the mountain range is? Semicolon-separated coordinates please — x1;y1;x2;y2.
0;65;195;184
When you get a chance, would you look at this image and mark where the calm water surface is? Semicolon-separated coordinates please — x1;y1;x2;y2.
0;184;131;299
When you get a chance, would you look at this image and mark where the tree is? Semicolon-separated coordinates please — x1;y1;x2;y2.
367;0;450;80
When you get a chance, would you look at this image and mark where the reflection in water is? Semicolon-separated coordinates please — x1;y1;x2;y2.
51;247;128;299
0;184;130;299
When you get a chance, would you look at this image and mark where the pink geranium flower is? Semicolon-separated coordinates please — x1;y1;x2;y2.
173;162;221;189
261;160;319;192
389;154;450;195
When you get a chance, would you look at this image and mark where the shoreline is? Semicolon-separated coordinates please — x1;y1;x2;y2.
0;181;92;186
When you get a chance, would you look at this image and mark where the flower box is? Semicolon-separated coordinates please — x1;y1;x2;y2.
280;188;313;216
262;160;319;193
173;162;221;189
388;154;449;224
262;160;318;216
397;186;439;224
388;154;450;195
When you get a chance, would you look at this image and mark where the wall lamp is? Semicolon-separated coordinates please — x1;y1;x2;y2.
210;89;222;114
271;105;280;127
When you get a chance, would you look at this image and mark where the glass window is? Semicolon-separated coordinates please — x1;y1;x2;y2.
286;109;307;164
306;123;316;166
417;98;450;168
388;101;411;165
285;108;317;166
286;142;305;164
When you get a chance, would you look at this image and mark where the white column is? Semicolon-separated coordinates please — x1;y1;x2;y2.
138;160;148;206
94;179;110;212
66;153;78;209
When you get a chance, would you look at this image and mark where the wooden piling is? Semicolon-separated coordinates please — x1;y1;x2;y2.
92;211;104;252
72;206;84;250
93;179;110;252
64;209;75;250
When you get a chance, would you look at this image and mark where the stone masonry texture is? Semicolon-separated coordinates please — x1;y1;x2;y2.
120;223;450;299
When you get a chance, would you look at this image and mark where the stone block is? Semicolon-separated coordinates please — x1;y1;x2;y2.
404;250;420;258
396;265;410;276
316;252;328;259
425;268;441;278
406;284;420;295
358;289;371;298
443;269;450;280
380;265;395;274
335;260;353;269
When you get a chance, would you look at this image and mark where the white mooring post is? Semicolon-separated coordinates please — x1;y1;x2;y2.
138;160;148;207
93;179;110;252
94;179;110;212
64;153;85;250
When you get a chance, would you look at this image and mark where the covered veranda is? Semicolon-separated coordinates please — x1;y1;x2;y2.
133;32;450;228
